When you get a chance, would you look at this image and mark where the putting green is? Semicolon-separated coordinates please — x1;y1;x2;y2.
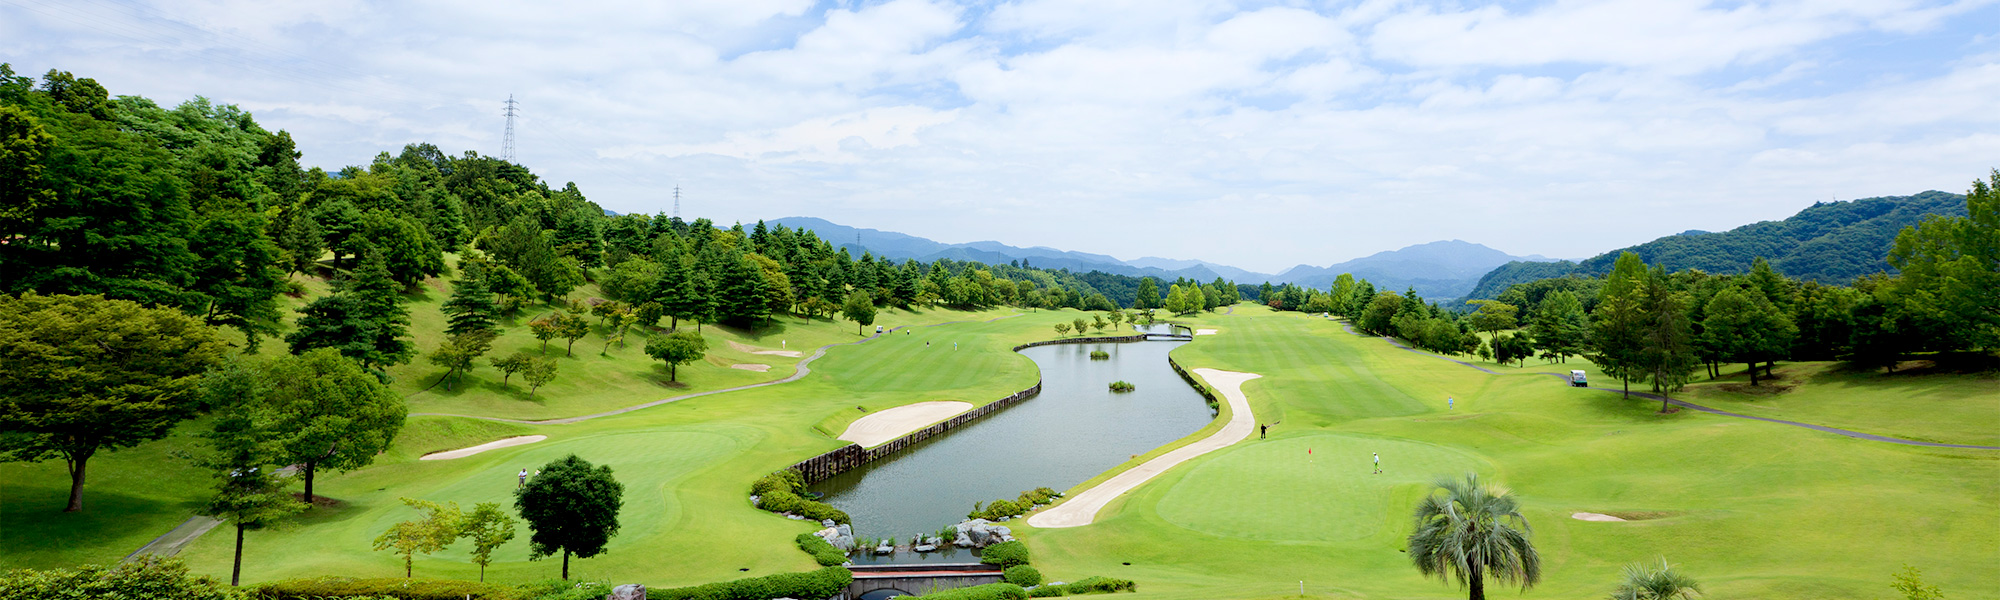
1156;434;1485;542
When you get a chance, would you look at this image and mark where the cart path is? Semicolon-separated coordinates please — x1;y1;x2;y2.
1336;321;2000;450
1028;369;1262;528
411;313;1024;425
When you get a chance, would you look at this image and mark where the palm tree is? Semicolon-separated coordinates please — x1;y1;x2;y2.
1611;558;1701;600
1407;472;1541;600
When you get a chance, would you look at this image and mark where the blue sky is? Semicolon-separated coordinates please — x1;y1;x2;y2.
4;0;1996;272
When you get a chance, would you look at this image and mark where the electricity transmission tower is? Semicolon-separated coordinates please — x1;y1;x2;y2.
673;186;681;220
501;95;519;162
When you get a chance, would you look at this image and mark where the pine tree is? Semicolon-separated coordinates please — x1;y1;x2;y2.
348;249;414;373
1590;252;1651;398
1135;278;1160;310
441;262;499;336
1638;267;1699;409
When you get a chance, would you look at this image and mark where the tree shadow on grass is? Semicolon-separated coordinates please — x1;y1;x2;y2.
0;488;196;564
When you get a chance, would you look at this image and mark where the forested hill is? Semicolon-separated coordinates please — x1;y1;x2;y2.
1459;191;1969;301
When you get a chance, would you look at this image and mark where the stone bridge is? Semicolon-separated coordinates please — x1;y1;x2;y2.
843;563;1004;600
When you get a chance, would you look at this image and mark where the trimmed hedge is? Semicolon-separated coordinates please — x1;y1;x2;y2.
752;471;850;524
646;566;851;600
252;576;519;600
978;541;1030;569
1003;566;1042;587
795;533;849;566
516;580;613;600
1026;577;1137;597
910;583;1028;600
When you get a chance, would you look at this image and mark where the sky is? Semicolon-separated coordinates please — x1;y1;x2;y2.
4;0;1997;273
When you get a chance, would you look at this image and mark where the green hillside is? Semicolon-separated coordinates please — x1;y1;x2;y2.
1462;191;1967;300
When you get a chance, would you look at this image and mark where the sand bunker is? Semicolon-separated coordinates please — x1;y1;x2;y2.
420;435;547;461
1571;512;1628;522
731;363;772;372
1196;329;1219;335
1029;368;1261;528
838;401;973;447
727;340;803;358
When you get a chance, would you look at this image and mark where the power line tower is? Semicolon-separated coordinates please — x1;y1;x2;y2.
501;95;519;163
672;185;681;220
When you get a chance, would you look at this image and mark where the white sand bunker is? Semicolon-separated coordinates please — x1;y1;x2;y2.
420;435;547;461
1030;368;1261;528
839;401;973;447
727;340;803;358
731;363;772;372
1572;512;1628;522
1196;329;1219;335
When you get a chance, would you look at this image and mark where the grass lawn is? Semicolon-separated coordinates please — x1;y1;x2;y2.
1019;304;2000;600
1678;360;2000;447
8;299;1995;600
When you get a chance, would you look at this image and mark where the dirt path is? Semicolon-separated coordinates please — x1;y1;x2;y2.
123;516;222;562
1028;368;1262;528
411;313;1024;425
420;435;548;460
838;401;974;447
1336;321;2000;450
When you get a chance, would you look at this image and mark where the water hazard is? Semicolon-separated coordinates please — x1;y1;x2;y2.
810;326;1213;564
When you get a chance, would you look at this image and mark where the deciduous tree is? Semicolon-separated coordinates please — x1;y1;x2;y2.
644;330;707;382
266;348;405;504
515;455;624;580
0;293;226;512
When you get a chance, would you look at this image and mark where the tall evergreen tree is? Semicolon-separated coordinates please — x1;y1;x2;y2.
1527;290;1590;362
1134;278;1160;310
1590;252;1651;398
441;262;499;336
1638;267;1699;409
1702;286;1797;385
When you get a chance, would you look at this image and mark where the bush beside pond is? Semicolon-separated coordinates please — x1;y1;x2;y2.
794;533;848;566
752;471;850;524
980;541;1031;569
1108;381;1135;392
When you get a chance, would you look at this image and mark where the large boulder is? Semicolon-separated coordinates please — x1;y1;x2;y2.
607;584;646;600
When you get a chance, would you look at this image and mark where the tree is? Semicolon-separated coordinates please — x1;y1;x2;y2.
373;498;462;578
1527;291;1590;362
1360;292;1402;336
440;262;499;336
1701;287;1796;385
1465;301;1519;346
1890;565;1945;600
0;293;226;512
1407;472;1541;600
1591;252;1651;398
1054;322;1071;336
1637;267;1699;408
842;290;877;335
491;351;534;386
1107;310;1125;329
1610;558;1701;600
1072;317;1089;336
1890;170;1999;351
1091;314;1108;332
460;502;517;582
1134;278;1159;309
515;454;624;580
286;249;413;374
529;315;561;354
193;359;304;586
426;330;496;391
522;356;558;398
550;311;590;357
590;299;626;325
644;330;708;382
266;348;406;504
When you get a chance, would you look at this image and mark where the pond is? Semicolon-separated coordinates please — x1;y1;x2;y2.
810;326;1213;564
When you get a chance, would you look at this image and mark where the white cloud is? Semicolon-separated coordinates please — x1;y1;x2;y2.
7;0;1996;272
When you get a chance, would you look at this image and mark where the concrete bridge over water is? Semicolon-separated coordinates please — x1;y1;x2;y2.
842;563;1004;600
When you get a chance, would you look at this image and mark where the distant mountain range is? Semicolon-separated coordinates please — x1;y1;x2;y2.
768;217;1556;299
1458;190;1969;302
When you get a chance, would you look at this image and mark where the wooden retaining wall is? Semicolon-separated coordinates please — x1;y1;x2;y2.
785;335;1159;484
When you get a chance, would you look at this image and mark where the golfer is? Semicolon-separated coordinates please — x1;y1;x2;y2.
1372;452;1380;474
517;468;528;487
1448;397;1454;410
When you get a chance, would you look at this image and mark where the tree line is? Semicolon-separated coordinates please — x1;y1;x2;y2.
1265;174;1995;407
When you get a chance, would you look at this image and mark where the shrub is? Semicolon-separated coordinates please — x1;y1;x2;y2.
1089;351;1109;360
1108;381;1134;392
981;499;1022;520
1026;576;1136;597
517;580;613;600
646;567;851;600
794;533;849;566
0;557;239;600
911;583;1028;600
751;471;849;524
979;541;1031;569
1003;566;1043;587
252;576;519;600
